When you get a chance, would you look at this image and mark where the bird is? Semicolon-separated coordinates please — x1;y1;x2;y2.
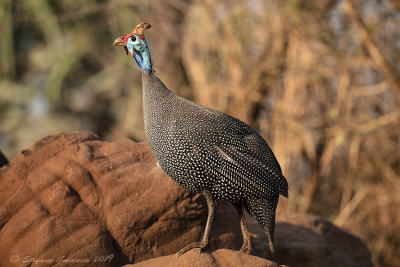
113;22;288;257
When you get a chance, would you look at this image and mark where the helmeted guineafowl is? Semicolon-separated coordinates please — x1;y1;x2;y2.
113;22;288;256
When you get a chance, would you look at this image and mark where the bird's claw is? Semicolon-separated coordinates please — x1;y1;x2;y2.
176;241;208;257
249;232;261;239
240;232;259;254
240;243;251;254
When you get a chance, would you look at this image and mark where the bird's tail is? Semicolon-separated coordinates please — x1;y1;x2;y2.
245;196;278;254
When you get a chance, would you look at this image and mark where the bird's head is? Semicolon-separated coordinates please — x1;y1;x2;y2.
113;22;152;74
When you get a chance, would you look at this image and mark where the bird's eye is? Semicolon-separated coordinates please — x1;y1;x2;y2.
130;36;136;42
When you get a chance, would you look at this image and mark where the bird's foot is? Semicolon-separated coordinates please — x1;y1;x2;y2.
240;237;252;254
176;241;208;257
240;232;259;254
240;243;251;254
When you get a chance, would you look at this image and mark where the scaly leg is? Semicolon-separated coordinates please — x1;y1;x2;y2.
236;204;260;254
267;232;275;254
177;190;215;257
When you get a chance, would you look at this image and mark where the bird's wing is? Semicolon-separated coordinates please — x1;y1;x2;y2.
208;143;287;199
242;134;288;197
243;134;282;172
207;114;288;198
186;108;288;198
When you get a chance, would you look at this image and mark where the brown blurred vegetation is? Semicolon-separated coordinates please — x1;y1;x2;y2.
1;0;399;266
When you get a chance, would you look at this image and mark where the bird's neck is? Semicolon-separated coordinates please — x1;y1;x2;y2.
142;73;175;122
142;73;178;149
140;48;152;74
142;73;174;100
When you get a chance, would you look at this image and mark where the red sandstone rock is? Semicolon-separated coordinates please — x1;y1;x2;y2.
274;213;373;267
128;249;279;267
128;212;372;267
0;131;372;267
245;213;372;267
0;132;240;266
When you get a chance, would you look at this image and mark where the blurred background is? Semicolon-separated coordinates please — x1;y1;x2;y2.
0;0;399;266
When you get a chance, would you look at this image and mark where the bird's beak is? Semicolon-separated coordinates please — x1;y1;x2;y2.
113;36;126;46
113;36;129;55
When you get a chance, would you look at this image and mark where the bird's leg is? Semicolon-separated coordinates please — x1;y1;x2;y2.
176;190;215;257
267;233;275;254
236;204;261;254
236;205;251;254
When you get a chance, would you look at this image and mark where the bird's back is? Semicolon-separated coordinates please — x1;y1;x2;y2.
142;74;288;202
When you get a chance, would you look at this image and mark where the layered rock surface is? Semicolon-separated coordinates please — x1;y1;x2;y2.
0;132;372;267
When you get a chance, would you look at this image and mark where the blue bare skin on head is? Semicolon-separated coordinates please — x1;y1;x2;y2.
126;35;152;74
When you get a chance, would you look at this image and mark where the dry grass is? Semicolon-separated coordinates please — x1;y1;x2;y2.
1;0;399;266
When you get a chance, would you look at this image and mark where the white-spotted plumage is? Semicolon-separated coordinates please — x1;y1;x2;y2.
142;73;288;252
